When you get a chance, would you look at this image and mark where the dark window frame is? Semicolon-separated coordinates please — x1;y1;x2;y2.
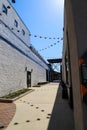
2;4;7;15
14;19;18;27
22;29;25;36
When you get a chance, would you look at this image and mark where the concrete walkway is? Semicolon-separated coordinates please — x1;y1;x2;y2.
6;83;75;130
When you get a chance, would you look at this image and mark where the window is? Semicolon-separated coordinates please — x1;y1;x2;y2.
2;4;7;15
14;20;18;27
22;29;25;36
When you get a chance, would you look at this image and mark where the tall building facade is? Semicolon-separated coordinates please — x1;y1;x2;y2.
0;0;49;97
62;0;87;130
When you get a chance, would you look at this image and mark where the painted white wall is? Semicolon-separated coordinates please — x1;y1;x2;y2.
0;0;49;96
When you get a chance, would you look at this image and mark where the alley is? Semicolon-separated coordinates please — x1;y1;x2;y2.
6;83;74;130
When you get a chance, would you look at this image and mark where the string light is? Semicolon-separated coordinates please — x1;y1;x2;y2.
2;21;63;41
38;41;63;52
0;3;63;41
1;17;63;55
2;21;63;54
29;33;62;40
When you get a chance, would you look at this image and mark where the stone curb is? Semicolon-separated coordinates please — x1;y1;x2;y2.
0;98;13;103
0;89;34;103
13;89;34;101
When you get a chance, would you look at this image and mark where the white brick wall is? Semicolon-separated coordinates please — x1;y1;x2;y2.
0;0;49;97
0;0;30;46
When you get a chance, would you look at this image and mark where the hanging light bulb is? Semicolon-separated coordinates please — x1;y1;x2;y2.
29;34;31;36
34;35;37;37
12;0;16;3
7;6;11;9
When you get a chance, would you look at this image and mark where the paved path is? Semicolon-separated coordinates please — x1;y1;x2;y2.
6;83;75;130
0;102;16;130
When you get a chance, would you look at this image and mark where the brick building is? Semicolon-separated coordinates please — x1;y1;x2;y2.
0;0;49;97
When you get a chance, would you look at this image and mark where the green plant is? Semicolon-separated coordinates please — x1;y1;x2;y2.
2;88;30;99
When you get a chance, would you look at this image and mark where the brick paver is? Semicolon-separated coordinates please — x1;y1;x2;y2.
0;102;16;130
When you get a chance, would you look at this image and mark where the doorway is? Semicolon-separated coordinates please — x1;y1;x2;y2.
27;71;31;87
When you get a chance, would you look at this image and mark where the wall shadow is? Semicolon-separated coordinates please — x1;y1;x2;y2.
83;102;87;130
47;84;75;130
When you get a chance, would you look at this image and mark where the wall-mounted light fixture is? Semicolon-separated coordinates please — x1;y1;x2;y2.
25;67;27;71
31;69;33;73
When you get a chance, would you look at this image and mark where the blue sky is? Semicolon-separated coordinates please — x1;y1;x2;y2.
10;0;64;62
